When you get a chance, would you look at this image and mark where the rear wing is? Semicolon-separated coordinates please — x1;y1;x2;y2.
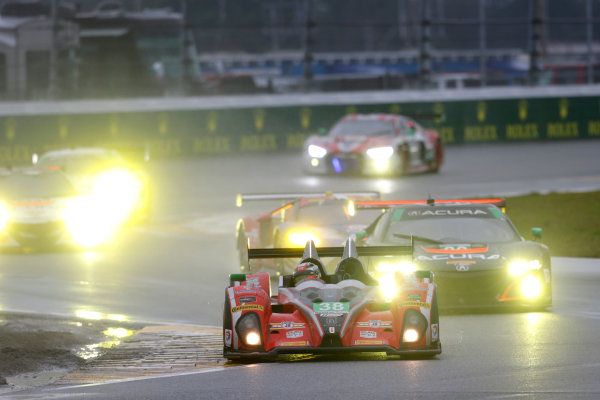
236;191;380;207
248;244;413;260
356;198;506;213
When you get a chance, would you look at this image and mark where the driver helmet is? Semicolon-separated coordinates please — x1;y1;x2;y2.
293;262;322;284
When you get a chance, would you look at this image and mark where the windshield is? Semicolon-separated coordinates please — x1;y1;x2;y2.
384;211;521;244
38;154;123;175
0;173;77;200
329;120;395;137
295;203;382;226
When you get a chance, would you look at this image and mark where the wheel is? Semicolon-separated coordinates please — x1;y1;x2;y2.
430;139;443;173
237;227;250;272
399;144;410;175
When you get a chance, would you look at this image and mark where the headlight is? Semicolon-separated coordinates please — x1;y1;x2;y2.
0;202;9;231
64;196;119;247
521;275;542;298
287;231;320;247
366;146;394;159
378;273;399;300
376;261;417;274
403;328;420;343
401;309;428;345
89;169;141;225
509;259;542;276
235;313;262;347
308;145;327;158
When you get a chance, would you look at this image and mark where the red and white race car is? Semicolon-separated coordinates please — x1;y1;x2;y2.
235;191;382;274
303;113;443;175
223;237;442;360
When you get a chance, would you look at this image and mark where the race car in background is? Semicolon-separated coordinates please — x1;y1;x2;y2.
34;147;151;224
0;169;121;249
223;237;441;360
235;191;382;274
354;198;552;310
303;113;443;176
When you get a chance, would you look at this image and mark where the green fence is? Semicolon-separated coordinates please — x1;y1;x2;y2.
0;94;599;164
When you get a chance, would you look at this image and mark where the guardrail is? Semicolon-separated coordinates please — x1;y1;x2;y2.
0;85;599;164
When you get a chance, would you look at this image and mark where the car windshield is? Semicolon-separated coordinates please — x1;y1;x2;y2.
295;203;382;226
385;210;521;243
38;154;123;175
0;173;77;200
329;120;395;137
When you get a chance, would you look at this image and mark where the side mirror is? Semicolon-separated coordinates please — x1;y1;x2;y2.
317;127;327;135
531;227;542;241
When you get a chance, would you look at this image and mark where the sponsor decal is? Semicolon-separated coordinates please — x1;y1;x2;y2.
239;296;257;304
399;301;431;309
406;209;488;217
234;289;261;295
417;254;500;261
245;277;260;288
360;331;377;339
431;324;439;341
455;264;470;272
329;327;335;334
318;312;345;317
407;294;421;301
286;330;304;339
356;321;392;328
224;329;232;346
355;340;383;345
231;304;264;313
279;341;308;347
313;302;349;313
446;260;476;264
270;322;306;330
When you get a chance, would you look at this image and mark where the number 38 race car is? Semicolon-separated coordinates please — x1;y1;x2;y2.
223;237;442;360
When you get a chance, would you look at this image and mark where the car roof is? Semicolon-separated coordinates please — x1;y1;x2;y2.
341;113;404;122
40;147;120;158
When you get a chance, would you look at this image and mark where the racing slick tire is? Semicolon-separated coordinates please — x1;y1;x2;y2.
429;139;443;173
399;144;410;176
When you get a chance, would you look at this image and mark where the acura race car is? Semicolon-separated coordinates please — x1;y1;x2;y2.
0;169;119;249
34;147;151;224
223;237;441;360
235;191;382;274
355;198;552;310
303;113;443;175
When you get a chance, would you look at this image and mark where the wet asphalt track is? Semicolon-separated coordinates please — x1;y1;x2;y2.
1;140;600;399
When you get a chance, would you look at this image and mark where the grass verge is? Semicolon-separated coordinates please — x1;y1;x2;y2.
506;191;600;258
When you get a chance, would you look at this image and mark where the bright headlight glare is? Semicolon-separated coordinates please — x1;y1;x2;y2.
366;146;394;159
521;275;542;298
308;145;327;158
89;169;141;225
403;328;420;343
64;196;119;247
0;202;9;231
378;273;398;300
245;332;261;346
287;231;321;247
376;261;417;274
509;259;542;276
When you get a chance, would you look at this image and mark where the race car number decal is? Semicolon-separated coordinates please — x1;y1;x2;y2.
313;302;349;313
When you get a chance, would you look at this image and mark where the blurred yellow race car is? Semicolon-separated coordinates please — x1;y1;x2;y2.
34;147;151;224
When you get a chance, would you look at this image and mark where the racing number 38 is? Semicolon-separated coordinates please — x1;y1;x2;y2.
313;302;349;312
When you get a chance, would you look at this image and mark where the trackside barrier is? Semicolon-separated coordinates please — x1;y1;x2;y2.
0;86;599;164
